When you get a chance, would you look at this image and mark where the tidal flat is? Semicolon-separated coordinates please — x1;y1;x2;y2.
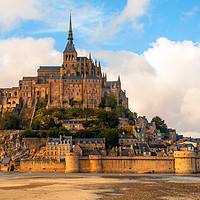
0;172;199;200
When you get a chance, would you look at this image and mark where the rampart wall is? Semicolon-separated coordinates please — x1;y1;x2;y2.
19;159;65;172
17;151;200;174
68;154;175;173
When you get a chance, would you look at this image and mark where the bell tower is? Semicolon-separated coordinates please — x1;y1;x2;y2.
62;11;77;76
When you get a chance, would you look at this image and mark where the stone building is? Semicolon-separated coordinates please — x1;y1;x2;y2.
45;136;72;161
75;138;105;149
0;13;128;117
62;119;84;131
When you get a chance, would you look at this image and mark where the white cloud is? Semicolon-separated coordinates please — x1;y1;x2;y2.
92;37;200;138
0;36;200;138
105;0;151;38
0;37;61;87
181;88;200;127
184;6;199;17
0;0;45;31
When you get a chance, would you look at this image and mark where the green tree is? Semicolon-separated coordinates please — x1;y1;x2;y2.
101;129;119;149
0;112;20;130
58;126;71;136
31;118;41;130
21;128;39;138
43;117;56;130
99;96;117;110
123;125;133;134
95;108;107;128
53;111;65;120
107;111;119;128
151;116;167;133
47;127;59;138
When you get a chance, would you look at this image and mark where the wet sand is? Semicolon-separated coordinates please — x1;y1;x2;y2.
0;172;199;200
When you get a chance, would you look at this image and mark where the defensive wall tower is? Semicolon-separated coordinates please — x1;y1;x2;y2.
174;150;200;174
65;152;79;173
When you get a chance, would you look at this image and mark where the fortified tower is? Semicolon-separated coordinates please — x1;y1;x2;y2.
174;150;199;174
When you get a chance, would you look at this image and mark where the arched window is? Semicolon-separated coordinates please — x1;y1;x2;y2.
69;55;71;60
72;55;74;60
66;55;68;60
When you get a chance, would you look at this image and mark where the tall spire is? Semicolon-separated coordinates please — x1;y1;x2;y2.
68;10;73;41
64;10;76;53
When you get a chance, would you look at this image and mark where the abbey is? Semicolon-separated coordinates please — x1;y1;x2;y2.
0;13;128;115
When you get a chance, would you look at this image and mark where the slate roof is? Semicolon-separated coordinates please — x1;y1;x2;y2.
63;42;76;53
84;75;100;80
23;77;37;80
63;120;83;124
38;66;61;71
50;75;100;80
121;149;132;156
82;148;103;156
1;157;10;164
138;143;151;152
119;134;137;139
77;57;88;61
76;138;105;144
135;124;143;133
50;75;83;80
146;122;153;127
47;136;72;145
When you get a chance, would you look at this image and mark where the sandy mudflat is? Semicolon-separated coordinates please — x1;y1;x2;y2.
0;172;200;200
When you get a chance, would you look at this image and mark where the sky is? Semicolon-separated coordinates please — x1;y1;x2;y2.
0;0;200;138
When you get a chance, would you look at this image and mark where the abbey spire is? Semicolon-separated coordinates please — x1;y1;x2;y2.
68;10;73;41
63;11;76;53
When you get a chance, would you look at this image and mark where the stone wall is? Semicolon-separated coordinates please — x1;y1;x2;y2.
174;151;200;174
77;156;175;173
19;159;65;172
16;151;200;174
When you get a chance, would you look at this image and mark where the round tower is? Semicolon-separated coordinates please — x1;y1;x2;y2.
65;153;79;173
174;151;196;174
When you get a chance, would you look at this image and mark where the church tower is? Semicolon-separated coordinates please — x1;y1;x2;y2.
62;11;77;76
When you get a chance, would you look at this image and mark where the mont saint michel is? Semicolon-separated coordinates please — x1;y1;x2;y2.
0;2;200;200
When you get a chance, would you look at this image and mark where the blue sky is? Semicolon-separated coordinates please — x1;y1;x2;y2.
1;0;200;137
1;0;200;54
